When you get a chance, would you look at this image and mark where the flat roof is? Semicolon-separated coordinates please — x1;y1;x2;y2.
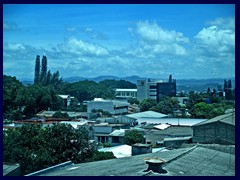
115;89;137;92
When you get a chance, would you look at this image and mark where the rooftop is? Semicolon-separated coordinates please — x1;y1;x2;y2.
126;111;168;119
37;111;88;118
34;144;235;176
134;118;205;126
192;112;235;127
109;129;126;136
115;89;137;92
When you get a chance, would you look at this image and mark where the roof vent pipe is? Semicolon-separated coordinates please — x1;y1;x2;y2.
144;157;167;174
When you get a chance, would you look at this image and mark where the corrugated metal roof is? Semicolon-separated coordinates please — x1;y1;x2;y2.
126;111;167;119
109;129;126;136
192;112;235;127
35;145;235;176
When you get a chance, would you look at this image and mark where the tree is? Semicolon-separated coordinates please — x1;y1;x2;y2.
128;98;140;105
99;79;137;89
52;111;69;119
150;96;179;115
124;129;144;146
3;124;115;175
34;55;40;84
40;55;47;82
139;98;157;112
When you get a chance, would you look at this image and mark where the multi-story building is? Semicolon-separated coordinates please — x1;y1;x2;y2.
115;89;137;99
87;99;129;115
137;75;176;102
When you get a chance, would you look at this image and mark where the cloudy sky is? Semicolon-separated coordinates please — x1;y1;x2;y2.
3;4;235;80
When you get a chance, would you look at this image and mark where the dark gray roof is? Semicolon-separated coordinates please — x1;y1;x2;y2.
3;163;20;176
149;126;193;136
35;145;235;176
192;112;235;127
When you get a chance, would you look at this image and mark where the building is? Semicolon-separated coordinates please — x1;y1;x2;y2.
92;123;130;144
192;112;235;145
137;75;176;102
125;111;168;125
115;89;137;99
36;110;96;120
87;99;129;115
28;144;235;176
58;94;75;108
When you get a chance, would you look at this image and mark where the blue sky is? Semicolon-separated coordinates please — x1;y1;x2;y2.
3;4;235;80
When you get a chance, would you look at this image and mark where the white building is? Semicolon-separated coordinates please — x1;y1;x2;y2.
115;89;137;99
87;99;129;115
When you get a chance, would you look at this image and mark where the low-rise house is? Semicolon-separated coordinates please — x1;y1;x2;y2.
92;123;130;143
192;112;235;145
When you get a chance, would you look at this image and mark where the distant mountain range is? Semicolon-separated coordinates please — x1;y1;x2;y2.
20;75;235;93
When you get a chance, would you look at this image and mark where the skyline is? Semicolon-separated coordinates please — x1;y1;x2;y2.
3;4;235;80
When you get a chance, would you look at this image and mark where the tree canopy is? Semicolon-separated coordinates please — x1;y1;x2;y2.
99;79;137;89
124;129;145;146
3;124;115;175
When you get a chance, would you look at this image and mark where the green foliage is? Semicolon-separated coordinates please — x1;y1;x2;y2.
14;84;64;118
103;142;112;147
139;98;157;112
92;151;116;161
139;97;179;115
34;55;40;84
99;79;137;89
62;80;114;102
128;98;140;105
91;109;112;117
3;124;94;175
150;96;179;114
3;75;24;114
191;102;229;119
52;111;70;119
124;129;144;146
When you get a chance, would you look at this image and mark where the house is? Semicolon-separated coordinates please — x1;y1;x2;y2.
192;112;235;145
92;123;130;144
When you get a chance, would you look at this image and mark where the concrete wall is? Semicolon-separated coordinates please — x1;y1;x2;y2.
132;144;152;156
192;122;235;145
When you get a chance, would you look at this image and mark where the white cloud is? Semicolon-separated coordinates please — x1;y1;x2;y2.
4;43;26;51
136;21;189;44
207;17;235;30
3;22;20;32
66;27;76;32
59;38;109;56
194;25;235;58
126;21;189;57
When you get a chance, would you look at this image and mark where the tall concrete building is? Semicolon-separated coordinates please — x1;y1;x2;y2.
137;75;176;102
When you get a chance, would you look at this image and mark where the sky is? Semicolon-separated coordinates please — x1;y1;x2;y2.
3;4;235;80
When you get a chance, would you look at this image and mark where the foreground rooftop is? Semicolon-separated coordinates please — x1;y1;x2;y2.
29;144;235;176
